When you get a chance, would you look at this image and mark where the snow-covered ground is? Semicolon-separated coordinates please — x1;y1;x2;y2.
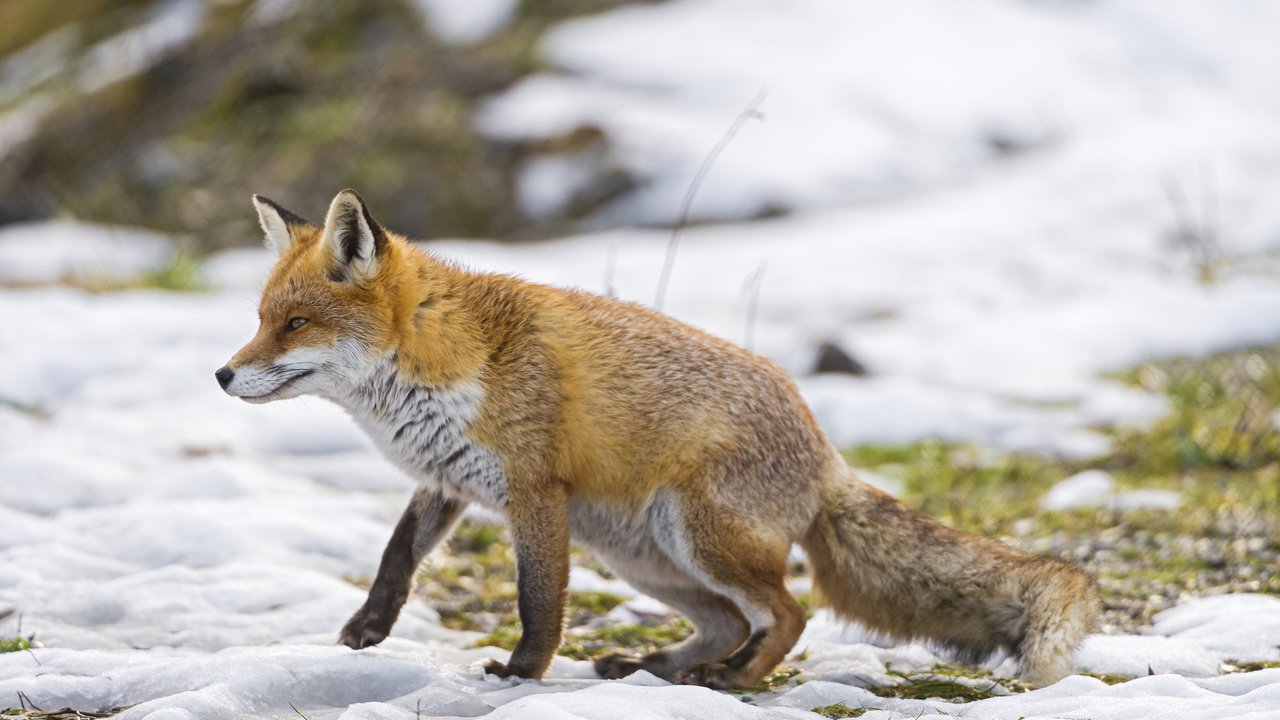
4;0;1280;717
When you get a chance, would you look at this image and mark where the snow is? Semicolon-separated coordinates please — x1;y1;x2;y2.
5;0;1280;717
410;202;1276;457
1040;471;1181;512
0;221;175;285
0;95;54;161
1040;470;1117;510
410;0;519;45
470;0;1280;457
1;239;1278;720
482;0;1280;227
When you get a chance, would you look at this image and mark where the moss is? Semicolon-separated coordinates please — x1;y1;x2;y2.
429;526;637;649
868;677;999;702
567;591;626;618
477;618;694;658
557;620;692;660
1109;350;1280;474
0;637;30;653
794;592;813;619
80;253;209;293
472;619;523;651
810;704;869;718
1081;672;1134;685
421;520;518;632
734;665;803;694
450;522;505;554
1226;661;1280;673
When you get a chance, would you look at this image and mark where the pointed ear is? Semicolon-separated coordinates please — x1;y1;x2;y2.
252;194;314;258
320;188;388;283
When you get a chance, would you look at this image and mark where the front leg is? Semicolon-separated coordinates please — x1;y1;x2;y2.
340;485;465;649
483;481;570;680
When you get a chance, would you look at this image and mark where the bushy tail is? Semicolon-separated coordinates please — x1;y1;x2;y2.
800;471;1099;684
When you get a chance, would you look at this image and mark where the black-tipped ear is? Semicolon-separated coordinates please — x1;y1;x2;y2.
320;189;387;282
252;194;315;258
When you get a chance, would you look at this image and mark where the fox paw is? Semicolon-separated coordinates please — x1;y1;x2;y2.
675;662;743;690
593;652;646;680
338;609;390;649
482;659;516;678
481;655;537;676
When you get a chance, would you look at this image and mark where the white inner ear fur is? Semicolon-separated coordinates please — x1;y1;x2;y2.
253;196;294;258
321;191;378;282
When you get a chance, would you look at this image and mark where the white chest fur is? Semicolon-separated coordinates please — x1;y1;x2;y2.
334;361;509;508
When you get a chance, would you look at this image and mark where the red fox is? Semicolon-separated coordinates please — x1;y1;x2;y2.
218;189;1099;688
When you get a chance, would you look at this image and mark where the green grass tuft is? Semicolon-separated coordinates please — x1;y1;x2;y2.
472;620;522;651
734;665;803;694
1081;672;1134;685
557;620;693;660
1226;660;1280;673
83;253;209;293
0;637;30;653
810;703;870;718
868;677;999;702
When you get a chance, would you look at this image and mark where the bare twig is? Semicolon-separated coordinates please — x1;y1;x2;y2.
1163;167;1220;283
654;89;767;311
603;244;618;298
740;261;767;352
18;690;43;712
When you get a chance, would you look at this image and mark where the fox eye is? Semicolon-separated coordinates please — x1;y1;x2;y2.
285;317;309;332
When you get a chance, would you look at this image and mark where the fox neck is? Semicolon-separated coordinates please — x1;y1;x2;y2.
330;354;508;508
388;248;490;387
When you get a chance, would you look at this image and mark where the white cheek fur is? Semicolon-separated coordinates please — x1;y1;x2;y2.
224;343;351;400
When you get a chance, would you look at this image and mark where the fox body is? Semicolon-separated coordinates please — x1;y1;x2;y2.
219;190;1099;688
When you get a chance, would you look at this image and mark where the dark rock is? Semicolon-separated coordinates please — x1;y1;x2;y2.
814;341;868;376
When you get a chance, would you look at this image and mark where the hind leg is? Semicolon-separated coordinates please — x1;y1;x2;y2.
650;490;807;689
594;579;749;681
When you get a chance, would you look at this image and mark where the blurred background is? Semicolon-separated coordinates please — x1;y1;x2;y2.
0;0;644;247
2;1;1280;715
5;0;1280;442
2;0;1272;248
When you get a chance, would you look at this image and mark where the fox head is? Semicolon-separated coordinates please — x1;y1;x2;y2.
216;189;412;403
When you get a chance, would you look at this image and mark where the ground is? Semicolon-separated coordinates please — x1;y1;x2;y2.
0;221;1278;719
3;1;1280;718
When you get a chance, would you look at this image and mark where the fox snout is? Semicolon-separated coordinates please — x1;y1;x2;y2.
214;366;234;390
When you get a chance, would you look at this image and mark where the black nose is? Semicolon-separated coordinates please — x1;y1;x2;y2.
215;367;234;389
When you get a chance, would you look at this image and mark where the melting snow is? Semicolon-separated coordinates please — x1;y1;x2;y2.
5;0;1280;717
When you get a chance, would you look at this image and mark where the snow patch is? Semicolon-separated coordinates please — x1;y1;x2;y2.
411;0;518;45
1041;471;1181;512
0;221;174;285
